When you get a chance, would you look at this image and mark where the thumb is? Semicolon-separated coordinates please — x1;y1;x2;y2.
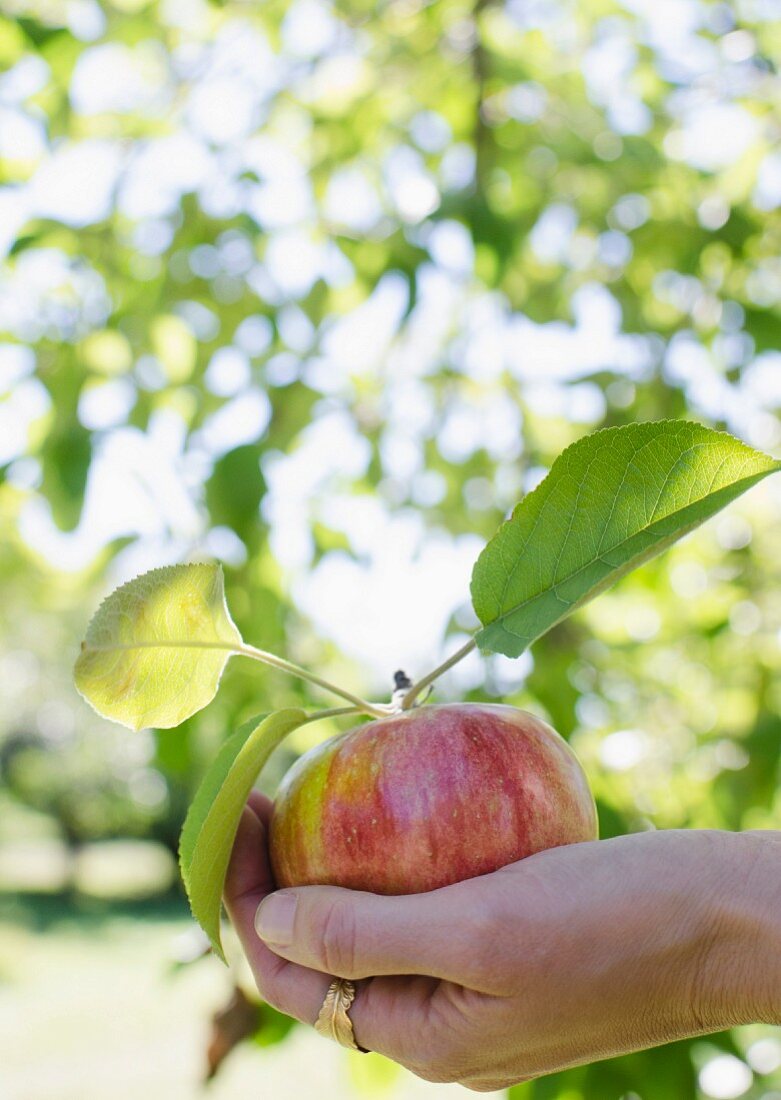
253;881;505;993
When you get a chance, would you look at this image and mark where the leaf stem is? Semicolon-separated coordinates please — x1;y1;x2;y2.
237;644;393;719
300;705;364;725
400;637;477;710
83;638;392;719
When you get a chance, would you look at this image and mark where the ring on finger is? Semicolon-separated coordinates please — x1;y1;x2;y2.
314;977;369;1053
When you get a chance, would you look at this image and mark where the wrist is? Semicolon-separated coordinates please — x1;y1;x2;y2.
699;830;781;1028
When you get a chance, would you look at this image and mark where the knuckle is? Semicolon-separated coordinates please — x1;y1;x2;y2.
319;897;358;976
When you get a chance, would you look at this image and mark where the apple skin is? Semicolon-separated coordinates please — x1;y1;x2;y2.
269;703;598;895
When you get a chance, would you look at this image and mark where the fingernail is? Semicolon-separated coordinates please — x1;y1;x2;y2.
255;892;297;946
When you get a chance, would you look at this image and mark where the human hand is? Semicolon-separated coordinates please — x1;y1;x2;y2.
225;797;781;1091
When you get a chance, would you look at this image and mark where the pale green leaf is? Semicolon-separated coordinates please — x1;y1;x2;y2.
74;564;242;730
179;708;308;961
472;421;781;658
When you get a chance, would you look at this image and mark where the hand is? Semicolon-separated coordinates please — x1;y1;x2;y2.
225;799;781;1091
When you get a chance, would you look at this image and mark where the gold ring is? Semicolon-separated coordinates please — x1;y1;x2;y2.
314;977;365;1051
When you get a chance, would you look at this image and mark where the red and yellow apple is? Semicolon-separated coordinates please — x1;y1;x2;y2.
269;703;597;894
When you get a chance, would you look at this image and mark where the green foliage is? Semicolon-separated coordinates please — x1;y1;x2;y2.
253;1001;297;1048
179;708;306;960
472;422;780;657
508;1037;701;1099
3;0;781;1094
205;446;267;544
75;565;242;730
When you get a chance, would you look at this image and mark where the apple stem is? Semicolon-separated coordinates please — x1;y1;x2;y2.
237;643;394;719
400;637;477;710
388;669;412;711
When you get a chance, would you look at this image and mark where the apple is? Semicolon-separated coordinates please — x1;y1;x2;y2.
269;702;598;894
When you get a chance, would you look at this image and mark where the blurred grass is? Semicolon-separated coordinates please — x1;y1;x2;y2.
0;891;219;1100
0;883;496;1100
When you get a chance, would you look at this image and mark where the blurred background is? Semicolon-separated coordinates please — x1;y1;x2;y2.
1;0;781;1097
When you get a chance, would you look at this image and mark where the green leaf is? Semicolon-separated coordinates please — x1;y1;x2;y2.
253;1002;297;1048
179;708;308;962
74;564;242;730
471;421;781;658
205;445;267;541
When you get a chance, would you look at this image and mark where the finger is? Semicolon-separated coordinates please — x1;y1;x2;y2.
225;804;333;1021
224;803;275;903
350;973;440;1066
224;807;435;1064
253;879;503;993
247;789;273;828
236;897;436;1061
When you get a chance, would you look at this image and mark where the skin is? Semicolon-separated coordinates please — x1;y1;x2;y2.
270;704;598;894
225;795;781;1091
